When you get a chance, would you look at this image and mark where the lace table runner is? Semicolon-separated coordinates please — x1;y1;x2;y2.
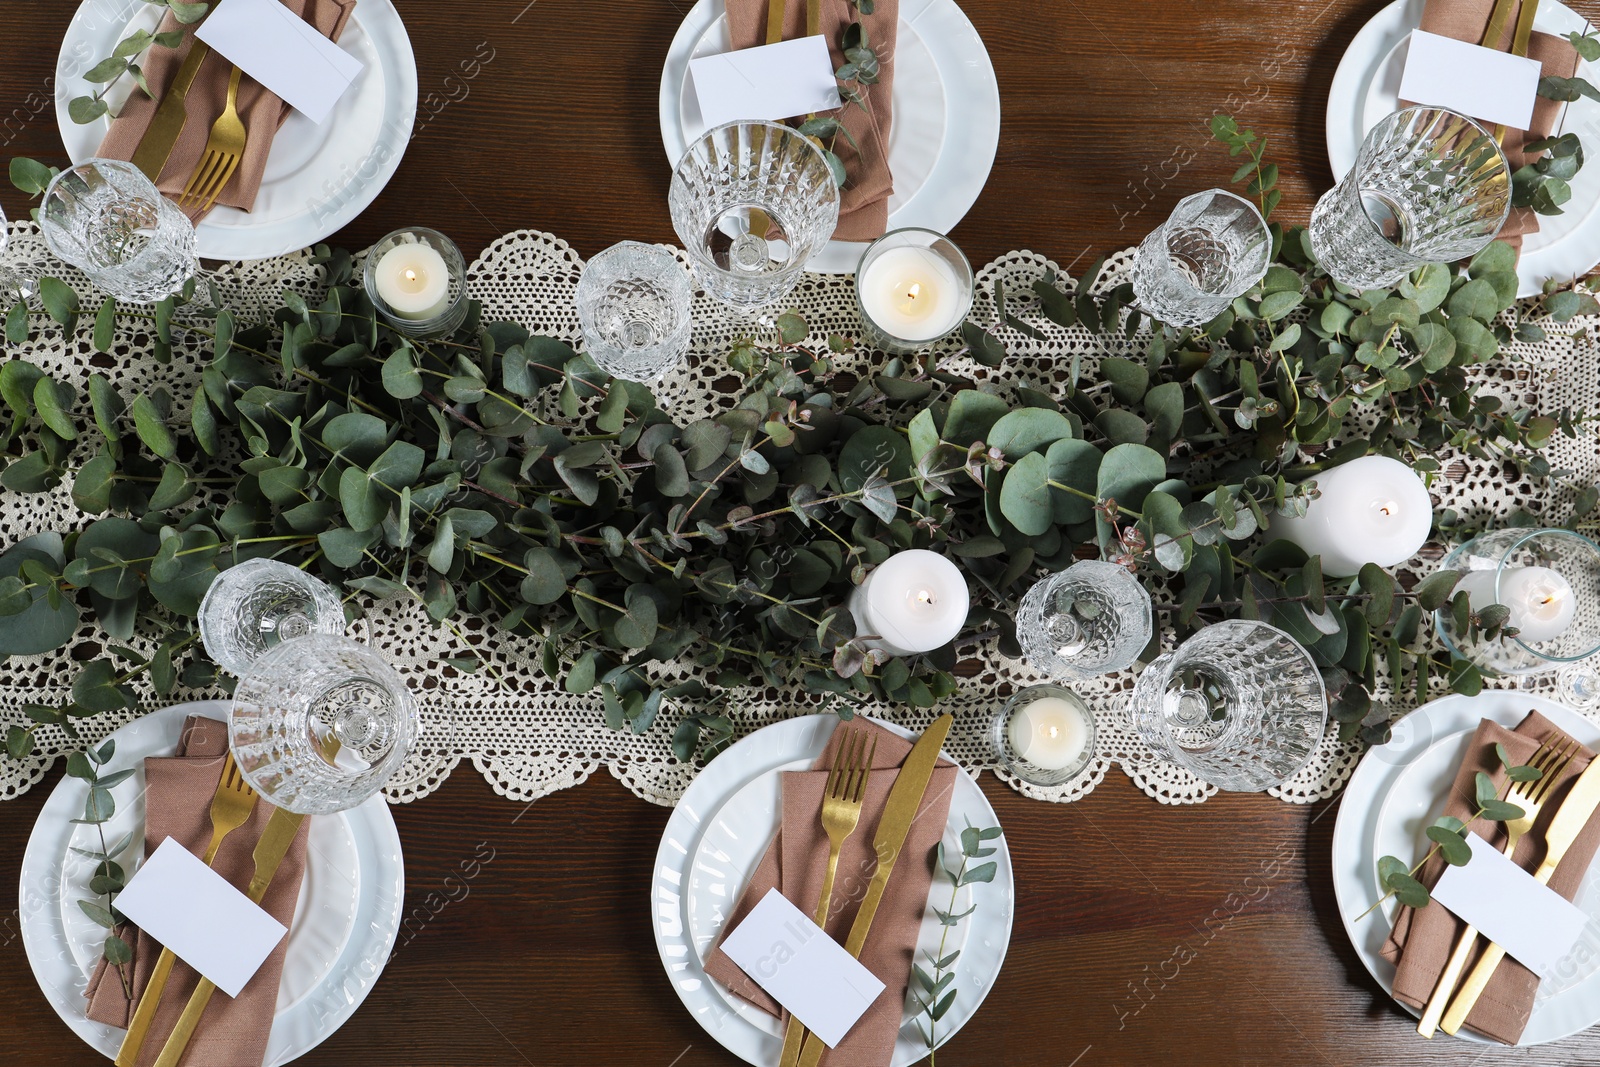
0;223;1594;808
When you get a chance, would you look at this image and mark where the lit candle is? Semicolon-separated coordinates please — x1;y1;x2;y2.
371;241;451;320
1454;566;1576;643
1273;456;1432;577
1006;691;1093;772
858;246;967;342
848;549;970;656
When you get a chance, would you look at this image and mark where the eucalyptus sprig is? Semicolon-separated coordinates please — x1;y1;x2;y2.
800;17;882;187
66;740;138;998
1355;744;1540;921
66;2;208;125
914;822;1001;1063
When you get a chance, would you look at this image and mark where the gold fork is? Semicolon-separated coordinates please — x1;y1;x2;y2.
777;727;876;1067
177;64;246;214
114;751;258;1067
1416;735;1577;1037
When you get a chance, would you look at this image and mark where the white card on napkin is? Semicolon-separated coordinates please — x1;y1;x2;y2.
195;0;364;125
113;837;289;998
1398;29;1541;132
1431;832;1590;978
690;36;842;130
719;887;885;1048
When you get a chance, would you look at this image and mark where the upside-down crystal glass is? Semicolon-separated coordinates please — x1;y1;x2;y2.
229;634;418;815
1309;107;1511;290
1434;528;1600;677
199;558;346;676
1131;189;1271;327
1130;621;1328;791
39;159;196;304
1016;561;1153;680
668;120;840;311
577;241;694;382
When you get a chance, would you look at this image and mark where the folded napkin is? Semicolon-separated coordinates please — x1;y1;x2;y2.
1381;711;1600;1044
725;0;897;242
86;715;310;1067
96;0;357;223
704;720;957;1065
1414;0;1582;256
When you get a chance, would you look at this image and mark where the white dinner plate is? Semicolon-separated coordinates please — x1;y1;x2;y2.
1331;692;1600;1044
651;715;1014;1066
658;0;1000;274
1325;0;1600;297
19;700;405;1065
55;0;418;262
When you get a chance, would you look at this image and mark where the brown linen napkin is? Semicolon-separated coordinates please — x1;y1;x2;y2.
704;720;958;1065
85;715;311;1067
1380;711;1600;1044
1413;0;1582;255
725;0;897;242
95;0;357;223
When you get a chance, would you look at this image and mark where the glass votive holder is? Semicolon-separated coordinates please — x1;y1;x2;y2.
1016;561;1153;680
1435;528;1600;677
854;228;974;354
39;159;197;305
363;227;468;338
577;241;694;383
991;683;1096;786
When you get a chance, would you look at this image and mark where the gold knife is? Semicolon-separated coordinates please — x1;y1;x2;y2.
1440;747;1600;1035
795;713;953;1067
130;33;215;182
149;803;307;1067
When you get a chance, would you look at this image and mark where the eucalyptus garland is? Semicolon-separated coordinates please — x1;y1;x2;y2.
0;117;1596;766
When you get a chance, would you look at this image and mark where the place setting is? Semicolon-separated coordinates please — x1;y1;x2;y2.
54;0;416;261
20;560;409;1066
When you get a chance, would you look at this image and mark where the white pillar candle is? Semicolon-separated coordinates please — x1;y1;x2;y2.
848;549;970;656
857;246;968;343
1454;566;1576;643
1274;456;1432;577
372;241;451;320
1007;693;1093;771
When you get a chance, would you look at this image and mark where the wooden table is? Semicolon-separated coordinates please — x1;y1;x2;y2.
3;0;1598;1063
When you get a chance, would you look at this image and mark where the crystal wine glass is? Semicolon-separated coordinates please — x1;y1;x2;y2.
229;634;418;815
1309;107;1510;290
1434;528;1600;677
199;558;346;676
1130;621;1327;791
39;159;197;304
577;241;694;382
668;120;839;311
1015;561;1153;680
1131;189;1271;327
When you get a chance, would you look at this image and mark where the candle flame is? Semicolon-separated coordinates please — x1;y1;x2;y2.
906;283;921;301
404;269;418;283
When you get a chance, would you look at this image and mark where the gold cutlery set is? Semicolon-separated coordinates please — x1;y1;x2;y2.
1418;735;1600;1037
781;713;952;1067
129;6;249;213
113;753;309;1067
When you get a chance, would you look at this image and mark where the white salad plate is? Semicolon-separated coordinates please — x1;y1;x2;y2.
659;0;1000;274
55;0;418;262
651;714;1014;1066
1332;691;1600;1044
19;700;404;1066
1325;0;1600;296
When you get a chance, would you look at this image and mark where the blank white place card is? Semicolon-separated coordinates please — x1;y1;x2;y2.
113;837;289;997
690;35;842;130
1398;29;1541;131
1431;832;1589;978
195;0;364;125
719;888;885;1048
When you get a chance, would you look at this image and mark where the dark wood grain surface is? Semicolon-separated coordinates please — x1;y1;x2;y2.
5;0;1600;1063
